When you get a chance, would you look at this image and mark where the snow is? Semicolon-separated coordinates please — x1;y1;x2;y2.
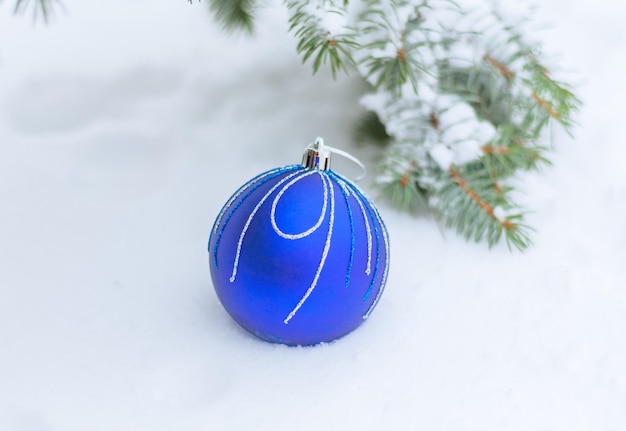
299;1;347;37
492;205;506;221
454;139;483;165
429;143;455;169
1;0;626;430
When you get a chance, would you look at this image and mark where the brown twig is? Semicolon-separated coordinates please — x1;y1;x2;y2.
481;145;511;155
483;54;515;80
449;166;515;231
397;46;406;62
429;111;440;130
532;92;560;118
399;161;417;187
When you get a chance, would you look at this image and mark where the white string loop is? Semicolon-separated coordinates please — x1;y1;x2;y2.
307;137;366;181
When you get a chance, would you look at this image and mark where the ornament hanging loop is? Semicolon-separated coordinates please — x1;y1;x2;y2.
301;137;366;181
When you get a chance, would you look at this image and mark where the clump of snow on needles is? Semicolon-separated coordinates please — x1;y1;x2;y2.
425;99;496;168
303;2;347;36
429;144;455;168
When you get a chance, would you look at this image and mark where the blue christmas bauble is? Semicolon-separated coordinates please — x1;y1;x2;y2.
208;164;389;346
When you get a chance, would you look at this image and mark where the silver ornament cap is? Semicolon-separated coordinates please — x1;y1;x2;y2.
301;137;331;171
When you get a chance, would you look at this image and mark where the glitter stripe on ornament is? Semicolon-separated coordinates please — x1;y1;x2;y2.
229;169;315;282
271;171;328;240
283;172;335;324
352;187;373;276
331;172;387;310
335;179;356;288
330;173;372;276
363;226;389;317
361;192;390;320
211;165;300;268
361;197;381;302
213;167;283;235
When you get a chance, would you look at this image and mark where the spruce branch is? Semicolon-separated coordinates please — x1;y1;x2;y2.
207;0;257;34
439;64;515;126
478;8;582;133
357;0;444;94
286;0;357;78
523;53;581;133
442;166;532;250
362;1;580;250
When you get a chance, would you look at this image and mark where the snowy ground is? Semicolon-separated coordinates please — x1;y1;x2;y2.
1;1;625;430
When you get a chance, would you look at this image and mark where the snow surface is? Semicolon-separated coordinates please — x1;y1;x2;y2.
1;1;626;430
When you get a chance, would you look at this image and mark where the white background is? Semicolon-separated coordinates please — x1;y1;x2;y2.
1;1;625;430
